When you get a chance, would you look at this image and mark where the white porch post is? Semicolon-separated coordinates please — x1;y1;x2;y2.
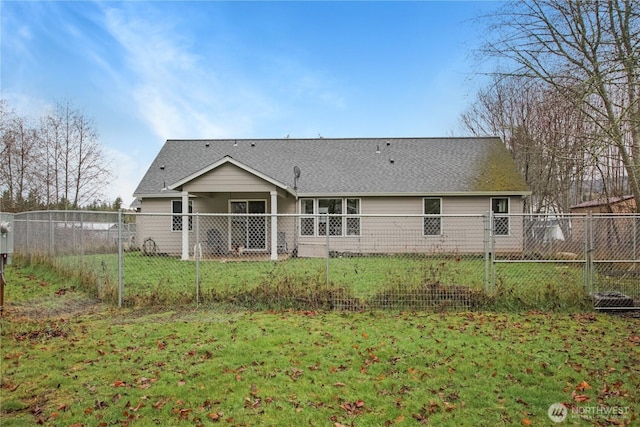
181;191;189;260
270;190;278;261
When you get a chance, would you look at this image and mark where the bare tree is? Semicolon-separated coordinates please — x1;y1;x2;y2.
479;0;640;211
0;101;42;211
1;99;113;212
39;101;112;209
461;77;591;212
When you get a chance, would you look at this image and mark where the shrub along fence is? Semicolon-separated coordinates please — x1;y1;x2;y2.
11;210;640;311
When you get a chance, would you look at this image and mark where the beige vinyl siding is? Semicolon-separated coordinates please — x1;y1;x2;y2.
362;196;423;214
183;163;274;193
137;197;193;255
298;196;525;256
137;192;297;256
138;195;525;257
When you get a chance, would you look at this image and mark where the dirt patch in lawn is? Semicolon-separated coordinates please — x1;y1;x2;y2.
4;289;104;320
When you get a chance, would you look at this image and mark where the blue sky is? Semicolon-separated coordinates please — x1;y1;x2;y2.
1;1;499;206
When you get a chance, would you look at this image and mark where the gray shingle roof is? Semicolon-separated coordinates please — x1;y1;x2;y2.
133;137;530;197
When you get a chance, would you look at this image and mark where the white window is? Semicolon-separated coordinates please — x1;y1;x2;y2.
299;198;360;236
423;198;442;235
491;197;510;235
172;200;193;231
346;199;360;236
319;199;342;236
300;199;315;236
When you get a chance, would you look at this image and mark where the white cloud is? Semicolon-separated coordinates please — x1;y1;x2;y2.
98;3;345;141
100;5;247;140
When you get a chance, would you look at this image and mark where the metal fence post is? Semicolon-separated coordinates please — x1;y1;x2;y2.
118;209;124;308
483;211;495;293
80;211;84;267
49;211;54;257
326;214;330;287
585;212;593;295
25;213;30;257
634;216;638;261
195;213;200;306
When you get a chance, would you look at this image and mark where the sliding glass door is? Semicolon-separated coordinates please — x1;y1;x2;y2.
230;200;266;250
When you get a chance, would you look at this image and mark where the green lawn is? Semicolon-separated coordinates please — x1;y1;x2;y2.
46;252;592;311
1;263;638;426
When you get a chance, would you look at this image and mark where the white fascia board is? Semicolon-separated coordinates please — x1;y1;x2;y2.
296;191;532;198
132;192;196;199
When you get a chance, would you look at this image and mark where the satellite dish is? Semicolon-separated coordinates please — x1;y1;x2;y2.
293;166;301;190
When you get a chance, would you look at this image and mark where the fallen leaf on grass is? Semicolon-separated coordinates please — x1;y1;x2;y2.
208;411;224;421
152;397;171;410
572;391;590;402
340;400;365;415
576;380;591;391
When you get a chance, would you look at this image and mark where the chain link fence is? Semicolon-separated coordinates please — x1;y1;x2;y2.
11;210;640;311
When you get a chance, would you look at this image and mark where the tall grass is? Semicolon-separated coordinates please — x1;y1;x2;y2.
15;253;592;311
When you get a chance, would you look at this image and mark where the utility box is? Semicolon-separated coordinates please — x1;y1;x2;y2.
1;212;14;265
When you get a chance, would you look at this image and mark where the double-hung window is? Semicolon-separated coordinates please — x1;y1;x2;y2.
319;199;342;236
346;199;360;236
172;200;193;231
491;197;509;235
423;198;442;235
300;199;315;236
299;198;360;236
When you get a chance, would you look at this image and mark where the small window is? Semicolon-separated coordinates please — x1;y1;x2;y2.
300;199;315;236
319;199;342;236
346;199;360;236
423;198;442;235
172;200;193;231
492;198;509;235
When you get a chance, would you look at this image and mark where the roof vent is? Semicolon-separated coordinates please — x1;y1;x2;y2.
160;165;165;170
389;158;395;164
251;142;256;147
386;141;391;146
376;144;380;154
233;140;238;147
205;142;210;147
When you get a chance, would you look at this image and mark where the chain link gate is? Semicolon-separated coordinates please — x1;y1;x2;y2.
588;214;640;310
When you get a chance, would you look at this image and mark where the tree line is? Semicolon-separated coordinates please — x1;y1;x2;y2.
1;100;114;213
461;0;639;213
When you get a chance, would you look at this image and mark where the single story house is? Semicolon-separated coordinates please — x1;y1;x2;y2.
133;137;531;260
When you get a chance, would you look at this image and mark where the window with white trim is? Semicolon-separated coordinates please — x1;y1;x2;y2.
346;199;360;236
300;199;315;236
491;197;509;235
423;198;442;235
319;199;342;236
299;198;360;236
172;200;193;231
